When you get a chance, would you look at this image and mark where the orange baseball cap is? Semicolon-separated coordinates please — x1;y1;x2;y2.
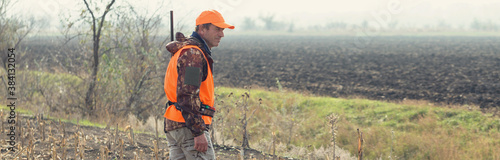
196;10;235;29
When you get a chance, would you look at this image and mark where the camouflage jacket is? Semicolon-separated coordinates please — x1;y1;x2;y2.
164;32;214;137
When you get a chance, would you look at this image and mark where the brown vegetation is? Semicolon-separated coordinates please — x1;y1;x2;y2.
0;114;298;159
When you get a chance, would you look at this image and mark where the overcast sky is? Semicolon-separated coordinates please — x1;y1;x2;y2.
9;0;500;31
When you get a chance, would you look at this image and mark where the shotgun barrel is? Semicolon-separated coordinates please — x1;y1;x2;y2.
170;10;174;41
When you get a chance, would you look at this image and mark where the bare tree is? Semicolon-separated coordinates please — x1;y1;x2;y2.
0;0;36;94
82;0;116;112
259;14;277;31
122;5;164;111
242;17;256;31
46;0;178;122
91;1;174;122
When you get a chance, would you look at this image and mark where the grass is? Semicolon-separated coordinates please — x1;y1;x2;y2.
213;87;500;159
22;70;84;87
0;104;107;128
0;104;33;115
8;70;500;159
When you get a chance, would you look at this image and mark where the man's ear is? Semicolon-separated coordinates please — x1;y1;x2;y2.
201;25;208;32
198;26;206;35
198;24;211;36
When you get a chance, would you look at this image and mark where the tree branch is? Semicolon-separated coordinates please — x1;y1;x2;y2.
96;0;116;44
83;0;96;39
14;18;35;49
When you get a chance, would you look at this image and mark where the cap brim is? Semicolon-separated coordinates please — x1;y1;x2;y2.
213;22;235;29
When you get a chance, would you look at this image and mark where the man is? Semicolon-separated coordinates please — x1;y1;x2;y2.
163;10;234;160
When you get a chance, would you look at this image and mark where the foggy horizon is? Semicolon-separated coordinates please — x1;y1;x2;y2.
8;0;500;33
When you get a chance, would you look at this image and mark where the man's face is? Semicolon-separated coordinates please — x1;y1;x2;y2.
199;24;225;49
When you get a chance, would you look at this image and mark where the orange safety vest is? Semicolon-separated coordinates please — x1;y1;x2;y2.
163;45;215;124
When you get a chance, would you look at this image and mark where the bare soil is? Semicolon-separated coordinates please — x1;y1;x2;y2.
213;36;500;114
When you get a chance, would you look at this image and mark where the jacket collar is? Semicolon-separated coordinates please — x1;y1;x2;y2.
190;31;212;56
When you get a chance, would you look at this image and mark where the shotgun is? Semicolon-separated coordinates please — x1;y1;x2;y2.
170;10;174;42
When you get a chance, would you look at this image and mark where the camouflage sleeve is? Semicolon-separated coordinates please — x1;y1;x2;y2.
176;48;207;137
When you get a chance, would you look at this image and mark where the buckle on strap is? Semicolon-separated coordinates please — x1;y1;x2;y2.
167;101;175;106
166;101;215;117
199;105;215;117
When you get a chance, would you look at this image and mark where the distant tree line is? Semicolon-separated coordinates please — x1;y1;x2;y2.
241;14;295;32
241;15;500;32
470;18;500;31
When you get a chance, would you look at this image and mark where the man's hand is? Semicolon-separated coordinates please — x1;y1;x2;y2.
194;133;208;152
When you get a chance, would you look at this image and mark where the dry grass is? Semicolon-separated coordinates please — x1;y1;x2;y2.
3;69;500;159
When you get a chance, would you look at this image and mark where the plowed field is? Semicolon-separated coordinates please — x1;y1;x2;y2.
213;36;500;113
